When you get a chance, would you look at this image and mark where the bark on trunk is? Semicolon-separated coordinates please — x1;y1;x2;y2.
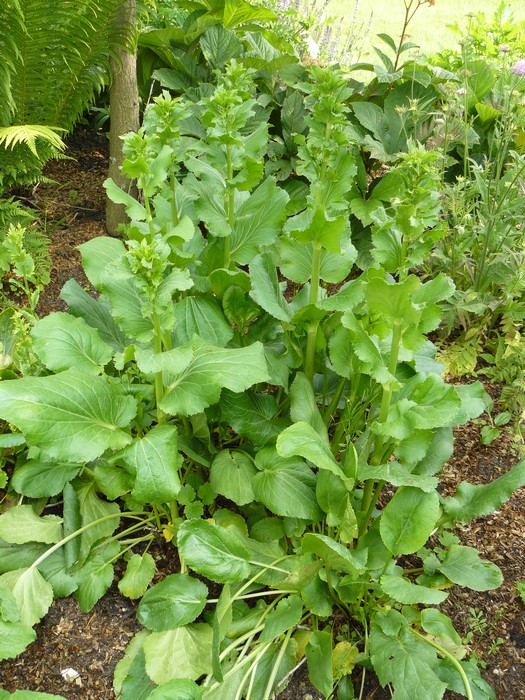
106;0;139;236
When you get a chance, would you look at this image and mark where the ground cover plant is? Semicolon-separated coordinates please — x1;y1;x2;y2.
1;50;525;700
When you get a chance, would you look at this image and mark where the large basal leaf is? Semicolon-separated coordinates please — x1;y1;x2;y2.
31;312;113;376
276;422;346;481
370;610;447;699
75;481;120;566
380;575;448;605
259;594;303;642
253;448;322;521
173;297;233;347
148;679;204;700
60;278;128;352
306;629;333;698
144;624;213;684
0;567;53;627
220;390;287;446
113;630;154;699
437;545;503;591
441;457;525;524
177;519;251;583
289;372;327;439
249;252;292;323
75;541;120;612
223;0;277;29
0;620;36;661
120;424;183;504
302;533;368;577
229;177;288;264
137;574;208;632
11;460;82;498
0;505;62;545
160;339;269;416
0;369;136;462
118;553;156;600
279;234;356;285
380;488;440;555
210;450;257;506
79;237;157;342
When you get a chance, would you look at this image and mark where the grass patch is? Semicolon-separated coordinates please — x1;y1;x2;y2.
327;0;524;57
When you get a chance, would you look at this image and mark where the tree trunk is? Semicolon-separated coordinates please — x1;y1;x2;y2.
106;0;139;236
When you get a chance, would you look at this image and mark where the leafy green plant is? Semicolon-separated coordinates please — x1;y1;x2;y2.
1;62;524;700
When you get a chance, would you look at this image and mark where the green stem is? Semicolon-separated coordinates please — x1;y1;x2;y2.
323;377;347;427
359;320;403;534
411;629;473;700
28;512;146;573
153;312;166;424
262;627;294;700
304;242;322;381
223;143;235;268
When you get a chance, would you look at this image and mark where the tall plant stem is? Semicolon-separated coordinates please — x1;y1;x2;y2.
304;242;322;381
153;312;166;424
359;320;403;533
223;143;235;268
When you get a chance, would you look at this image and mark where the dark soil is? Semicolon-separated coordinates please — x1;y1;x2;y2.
0;130;524;700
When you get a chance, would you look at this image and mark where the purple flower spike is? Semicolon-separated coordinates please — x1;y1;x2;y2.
511;59;525;75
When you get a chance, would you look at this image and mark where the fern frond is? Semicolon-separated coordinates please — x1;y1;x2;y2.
10;0;136;132
0;125;66;156
0;0;26;125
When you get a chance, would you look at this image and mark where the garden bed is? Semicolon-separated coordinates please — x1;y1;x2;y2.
0;130;524;700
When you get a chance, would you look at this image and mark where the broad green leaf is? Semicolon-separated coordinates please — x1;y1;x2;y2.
79;236;126;288
75;541;120;612
212;583;233;682
113;630;153;698
149;679;204;700
368;170;404;202
287;207;346;254
210;450;256;506
220;390;287;446
253;448;322;521
279;235;356;285
436;657;496;700
120;424;183;503
249;252;292;322
0;567;53;627
380;575;448;605
0;620;36;660
420;609;462;646
276;422;345;480
437;546;503;591
0;505;62;545
200;25;242;68
144;624;213;684
223;0;276;29
230;177;288;264
8;694;67;700
37;547;79;598
118;553;156;600
104;179;147;220
302;533;368;576
31;312;113;375
441;457;525;524
316;471;355;533
260;595;303;642
370;610;447;699
138;574;208;631
380;488;440;555
357;462;438;493
11;461;82;498
289;372;327;439
177;520;251;583
306;629;333;698
173;296;233;347
75;481;120;565
60;278;128;351
94;464;134;500
160;339;269;416
0;541;46;574
339;314;395;384
0;369;136;462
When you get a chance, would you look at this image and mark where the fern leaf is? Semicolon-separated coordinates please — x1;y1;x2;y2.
0;125;66;156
